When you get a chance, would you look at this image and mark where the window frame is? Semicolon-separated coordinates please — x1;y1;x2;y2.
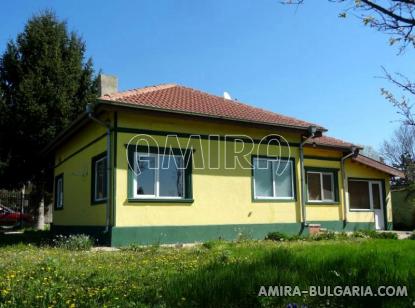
305;167;339;205
127;145;194;203
132;152;185;200
348;178;384;212
91;152;108;205
252;156;296;202
54;173;64;210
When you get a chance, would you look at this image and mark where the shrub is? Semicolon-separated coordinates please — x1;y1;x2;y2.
408;231;415;240
53;234;93;251
265;232;291;241
351;229;398;240
374;232;398;240
310;231;337;241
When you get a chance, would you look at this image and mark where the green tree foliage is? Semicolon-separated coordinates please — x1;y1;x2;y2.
0;10;97;189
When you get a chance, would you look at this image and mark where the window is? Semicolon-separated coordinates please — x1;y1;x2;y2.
92;153;107;203
349;179;383;211
131;151;190;200
306;170;336;203
253;157;295;200
54;174;64;209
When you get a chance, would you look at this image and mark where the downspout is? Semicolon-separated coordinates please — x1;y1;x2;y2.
341;147;359;224
86;104;112;233
299;126;318;227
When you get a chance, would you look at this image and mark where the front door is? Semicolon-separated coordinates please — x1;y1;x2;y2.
371;182;385;230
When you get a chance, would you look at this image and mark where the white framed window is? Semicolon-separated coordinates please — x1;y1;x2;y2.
133;152;185;199
253;157;295;200
348;179;383;211
94;156;107;202
55;174;64;209
306;171;335;203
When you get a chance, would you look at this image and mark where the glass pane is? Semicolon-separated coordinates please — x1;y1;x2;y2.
136;154;156;195
307;173;321;201
159;155;184;197
254;159;273;197
96;158;107;200
322;174;334;201
274;160;293;198
57;178;63;208
349;180;370;210
372;183;381;209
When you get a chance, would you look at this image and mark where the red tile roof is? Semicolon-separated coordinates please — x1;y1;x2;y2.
100;84;325;130
352;154;405;177
306;135;358;149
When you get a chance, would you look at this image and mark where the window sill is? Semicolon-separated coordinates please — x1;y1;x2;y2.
253;198;296;203
127;198;194;204
306;202;339;206
349;209;374;212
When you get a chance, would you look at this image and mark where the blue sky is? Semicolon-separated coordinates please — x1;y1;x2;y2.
1;0;414;150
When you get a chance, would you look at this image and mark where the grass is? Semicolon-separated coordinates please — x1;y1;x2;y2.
0;239;414;307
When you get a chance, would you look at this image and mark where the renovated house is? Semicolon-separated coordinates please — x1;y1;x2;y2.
44;75;404;246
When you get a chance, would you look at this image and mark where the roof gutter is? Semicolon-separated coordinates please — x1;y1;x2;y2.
299;126;321;227
341;147;359;224
86;103;112;234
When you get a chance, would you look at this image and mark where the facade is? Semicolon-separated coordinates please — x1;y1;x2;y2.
45;79;404;246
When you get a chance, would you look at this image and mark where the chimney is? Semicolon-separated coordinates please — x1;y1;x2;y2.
98;74;118;97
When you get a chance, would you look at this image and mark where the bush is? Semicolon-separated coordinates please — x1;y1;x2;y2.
351;229;398;240
408;231;415;240
310;231;337;241
265;232;291;241
52;234;93;251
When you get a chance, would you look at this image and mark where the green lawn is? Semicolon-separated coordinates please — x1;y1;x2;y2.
0;239;414;307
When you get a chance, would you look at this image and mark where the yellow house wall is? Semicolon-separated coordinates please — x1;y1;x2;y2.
52;108;393;229
53;120;110;226
115;110;302;227
114;110;392;227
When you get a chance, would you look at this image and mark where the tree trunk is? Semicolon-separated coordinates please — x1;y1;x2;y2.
36;197;45;230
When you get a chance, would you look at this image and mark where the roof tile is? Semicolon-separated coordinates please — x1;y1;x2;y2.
101;84;324;130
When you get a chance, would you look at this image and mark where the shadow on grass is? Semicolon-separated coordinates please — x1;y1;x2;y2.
0;230;53;247
161;242;415;307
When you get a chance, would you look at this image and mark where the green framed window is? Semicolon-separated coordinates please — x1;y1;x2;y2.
91;152;107;204
54;174;64;210
252;157;295;201
305;168;339;204
127;146;193;202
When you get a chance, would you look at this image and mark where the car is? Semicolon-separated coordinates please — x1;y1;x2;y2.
0;204;33;228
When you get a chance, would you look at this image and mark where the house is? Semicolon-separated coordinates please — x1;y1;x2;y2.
44;75;404;246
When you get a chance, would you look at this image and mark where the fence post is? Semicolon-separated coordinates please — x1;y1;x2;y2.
20;190;24;228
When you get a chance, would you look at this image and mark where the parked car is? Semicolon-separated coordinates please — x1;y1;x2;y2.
0;204;33;228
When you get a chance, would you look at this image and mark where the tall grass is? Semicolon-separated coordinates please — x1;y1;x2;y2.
0;240;414;307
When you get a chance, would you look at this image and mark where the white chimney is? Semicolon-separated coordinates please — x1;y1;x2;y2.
98;74;118;96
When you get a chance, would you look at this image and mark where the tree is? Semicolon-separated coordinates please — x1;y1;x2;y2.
284;0;415;126
0;10;97;189
381;125;415;184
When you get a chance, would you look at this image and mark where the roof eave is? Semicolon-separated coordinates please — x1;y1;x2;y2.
98;98;328;133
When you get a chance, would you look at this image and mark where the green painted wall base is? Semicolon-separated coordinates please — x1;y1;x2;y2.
110;221;378;247
51;224;111;246
52;221;384;247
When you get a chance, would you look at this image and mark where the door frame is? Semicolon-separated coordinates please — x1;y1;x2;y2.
370;181;384;230
347;177;387;230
